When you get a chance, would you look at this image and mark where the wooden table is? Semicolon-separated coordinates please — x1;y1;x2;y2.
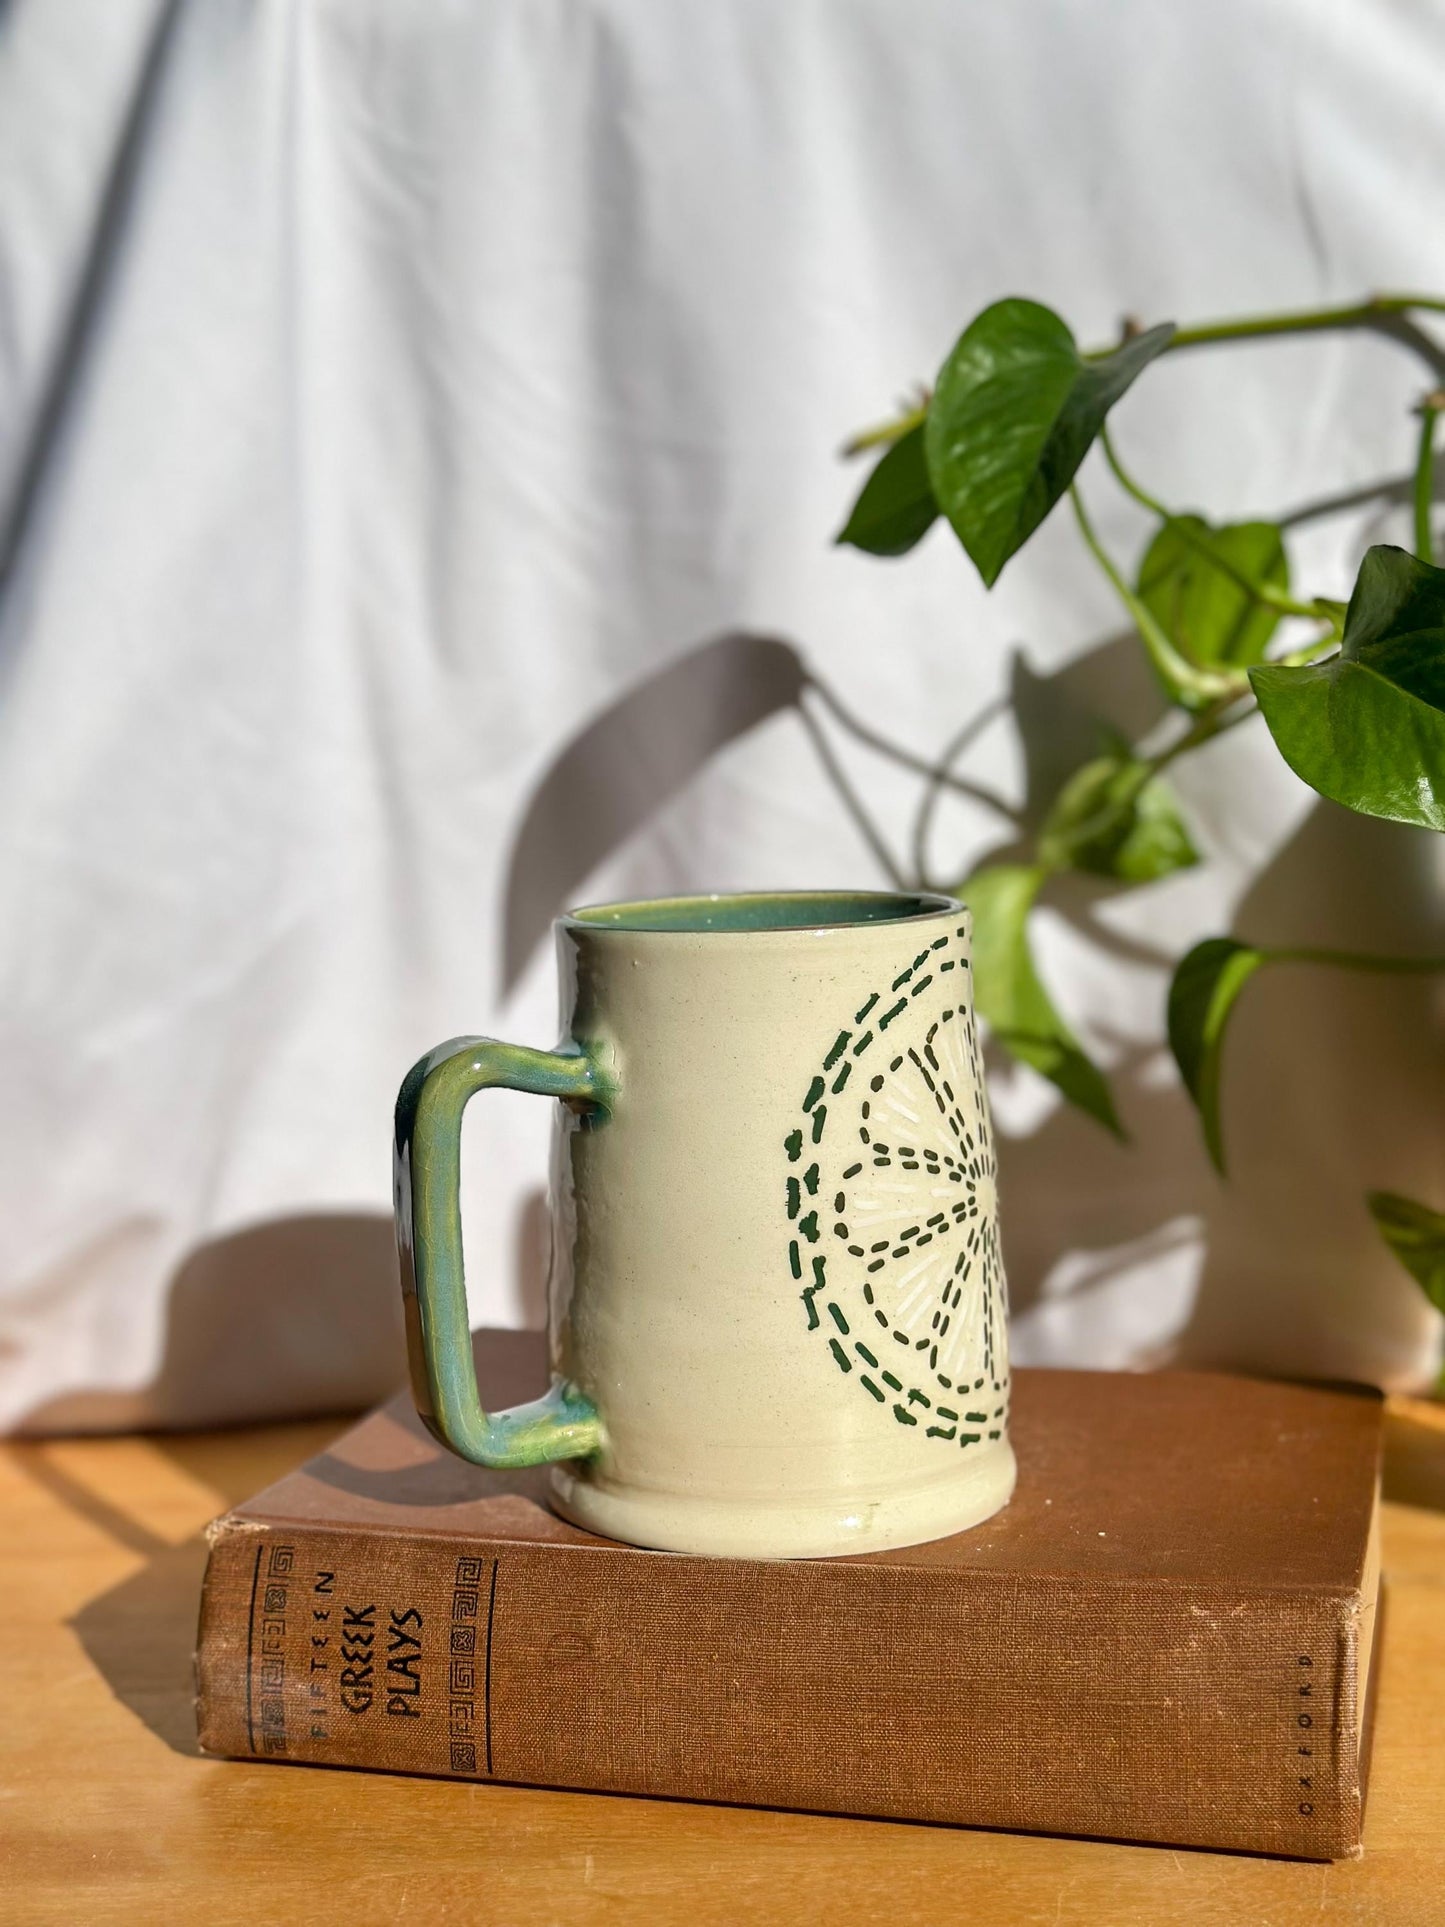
6;1402;1445;1926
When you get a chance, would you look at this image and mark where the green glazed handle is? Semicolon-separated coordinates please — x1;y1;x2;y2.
393;1035;609;1468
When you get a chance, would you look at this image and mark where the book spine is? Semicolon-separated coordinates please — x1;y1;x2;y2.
195;1515;1365;1857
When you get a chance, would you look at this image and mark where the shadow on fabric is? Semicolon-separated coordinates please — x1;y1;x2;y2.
496;621;1442;1386
18;1213;408;1435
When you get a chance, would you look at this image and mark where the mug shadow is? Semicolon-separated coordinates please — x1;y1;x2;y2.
48;1317;551;1763
26;1181;559;1760
31;1411;351;1761
22;1211;408;1759
18;1212;406;1435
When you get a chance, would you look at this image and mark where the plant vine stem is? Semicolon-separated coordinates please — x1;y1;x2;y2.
1098;429;1342;626
1272;946;1445;975
1181;306;1445;385
847;296;1445;468
1162;293;1445;363
803;675;1021;824
1415;402;1440;562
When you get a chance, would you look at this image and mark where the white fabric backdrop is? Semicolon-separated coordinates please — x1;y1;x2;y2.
1;0;1442;1431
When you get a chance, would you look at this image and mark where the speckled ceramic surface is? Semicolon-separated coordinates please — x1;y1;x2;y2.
394;891;1015;1559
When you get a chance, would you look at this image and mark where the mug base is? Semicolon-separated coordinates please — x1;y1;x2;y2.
548;1441;1017;1559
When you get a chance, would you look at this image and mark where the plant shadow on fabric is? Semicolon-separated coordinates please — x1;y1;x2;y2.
502;288;1445;1381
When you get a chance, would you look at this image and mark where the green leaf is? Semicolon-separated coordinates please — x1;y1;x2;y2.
925;300;1174;587
1137;515;1286;667
962;863;1124;1137
1038;752;1199;883
1368;1190;1445;1313
835;424;938;556
1166;938;1268;1174
1250;544;1445;831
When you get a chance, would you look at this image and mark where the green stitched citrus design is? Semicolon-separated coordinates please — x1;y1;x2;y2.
784;921;1010;1444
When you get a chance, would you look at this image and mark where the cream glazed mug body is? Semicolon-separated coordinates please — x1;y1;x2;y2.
393;890;1014;1559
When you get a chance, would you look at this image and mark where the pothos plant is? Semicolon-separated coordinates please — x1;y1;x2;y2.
835;292;1445;1374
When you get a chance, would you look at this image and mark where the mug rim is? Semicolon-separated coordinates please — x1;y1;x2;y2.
562;888;963;936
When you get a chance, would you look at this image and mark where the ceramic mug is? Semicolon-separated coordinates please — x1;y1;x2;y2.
393;889;1014;1558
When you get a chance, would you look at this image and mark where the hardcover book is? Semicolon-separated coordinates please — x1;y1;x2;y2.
195;1332;1382;1858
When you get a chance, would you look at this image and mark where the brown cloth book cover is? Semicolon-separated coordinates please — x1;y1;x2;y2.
195;1332;1382;1859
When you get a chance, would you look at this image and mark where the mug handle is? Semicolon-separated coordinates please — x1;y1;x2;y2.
393;1035;610;1467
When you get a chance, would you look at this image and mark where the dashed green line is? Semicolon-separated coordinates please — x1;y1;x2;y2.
823;1030;851;1070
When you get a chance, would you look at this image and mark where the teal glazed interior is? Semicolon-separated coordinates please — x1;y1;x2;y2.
566;889;960;934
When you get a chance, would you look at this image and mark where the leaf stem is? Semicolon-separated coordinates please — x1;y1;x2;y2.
1144;694;1258;777
1068;485;1247;710
1099;430;1342;626
1272;629;1341;669
1414;397;1442;562
839;402;928;459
